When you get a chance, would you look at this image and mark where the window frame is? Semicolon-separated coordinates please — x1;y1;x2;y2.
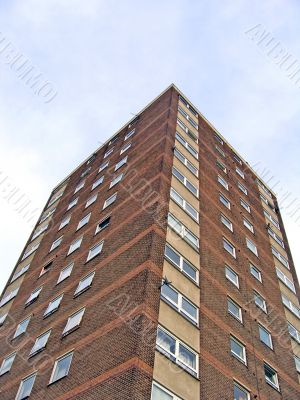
86;241;104;262
57;263;74;285
227;297;243;322
0;352;16;376
230;336;247;364
225;265;239;288
223;237;236;258
164;243;198;284
76;213;91;231
170;188;199;222
67;236;83;256
29;329;51;357
264;362;280;391
15;373;37;400
62;308;85;337
103;192;117;209
74;271;95;297
258;324;273;349
44;294;63;318
221;214;233;232
49;352;73;384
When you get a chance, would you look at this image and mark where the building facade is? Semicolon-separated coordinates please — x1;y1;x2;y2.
0;84;300;399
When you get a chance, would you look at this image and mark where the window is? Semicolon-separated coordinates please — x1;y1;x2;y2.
21;243;40;260
161;283;198;324
294;355;300;373
67;197;78;210
15;373;36;400
31;224;48;241
39;261;53;277
25;287;42;307
264;363;279;390
91;175;104;190
238;182;248;195
164;244;198;283
0;353;16;375
276;268;295;293
85;193;98;208
13;316;31;339
246;238;258;256
0;313;7;326
49;352;73;384
108;135;118;145
225;266;239;287
179;95;198;116
87;241;104;261
178;107;198;130
152;382;182;400
250;264;262;282
86;154;96;164
172;167;198;197
254;291;267;313
0;288;19;307
282;294;300;318
215;145;225;157
268;228;284;248
29;330;51;356
216;160;227;173
115;156;128;171
243;218;254;233
227;297;242;322
271;247;289;269
223;238;236;258
219;193;230;209
230;336;246;364
240;198;251;213
236;167;245;179
174;148;198;176
57;263;73;284
264;210;280;229
103;193;117;209
170;188;198;221
40;207;56;223
44;294;63;317
168;214;199;249
177;119;198;142
67;236;83;255
257;179;272;197
95;217;110;233
59;215;71;230
175;132;198;159
80;166;91;178
50;236;63;252
99;160;109;172
77;213;91;231
221;214;233;231
218;175;228;190
156;326;198;376
11;263;30;282
259;325;273;349
288;322;300;343
214;134;223;145
74;180;85;194
233;154;242;165
62;308;85;337
48;192;63;207
120;142;132;155
74;272;95;296
109;173;124;188
125;129;135;141
234;382;250;400
104;147;114;158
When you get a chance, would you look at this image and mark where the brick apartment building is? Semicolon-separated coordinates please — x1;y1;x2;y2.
0;84;300;399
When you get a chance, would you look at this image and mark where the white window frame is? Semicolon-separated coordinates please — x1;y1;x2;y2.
74;180;85;194
156;325;198;377
218;174;228;190
230;336;247;364
236;167;245;179
264;209;280;230
76;213;91;231
264;362;280;391
0;287;19;307
91;175;104;191
109;173;124;188
216;159;227;174
13;316;31;339
164;243;198;283
227;297;243;322
271;246;289;269
225;265;239;288
115;156;128;171
0;352;16;375
103;192;117;209
288;322;300;343
238;182;248;195
99;160;109;172
151;381;182;400
258;324;273;349
268;228;284;248
67;236;83;255
85;193;98;208
254;291;267;313
221;214;233;231
25;287;42;307
282;294;300;318
57;263;74;284
29;329;51;356
120;142;131;155
11;263;30;283
50;236;63;252
170;188;199;221
15;373;37;400
124;129;135;141
175;132;198;159
233;381;250;400
168;213;199;249
74;272;95;296
219;193;231;209
161;283;198;324
243;218;254;233
174;147;198;176
67;197;78;211
21;243;40;261
59;215;71;230
215;134;223;145
223;237;236;258
178;106;198;130
246;238;258;256
172;167;198;197
95;216;111;234
177;118;198;142
49;352;73;384
276;268;295;293
240;198;251;213
215;145;225;157
44;294;63;317
86;241;104;262
62;308;85;337
250;263;262;282
104;147;114;158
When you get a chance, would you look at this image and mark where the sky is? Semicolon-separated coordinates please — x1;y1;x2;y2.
0;0;300;293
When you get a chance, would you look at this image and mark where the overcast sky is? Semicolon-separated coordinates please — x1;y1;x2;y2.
0;0;300;293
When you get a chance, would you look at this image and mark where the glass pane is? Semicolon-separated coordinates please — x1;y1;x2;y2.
234;383;248;400
52;354;73;383
182;260;197;280
152;384;173;400
161;285;178;305
259;326;271;347
157;329;176;355
178;343;196;369
165;245;180;267
17;374;36;400
182;298;197;320
170;189;184;207
228;299;240;319
231;338;244;360
185;203;197;219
